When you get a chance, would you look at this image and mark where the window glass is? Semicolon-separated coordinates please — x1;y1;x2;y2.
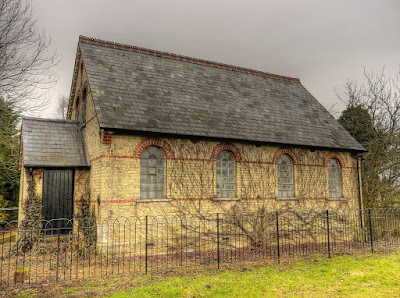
216;150;236;198
328;158;342;198
278;154;294;197
140;146;164;199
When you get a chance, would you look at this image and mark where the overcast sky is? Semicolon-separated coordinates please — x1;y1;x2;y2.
32;0;400;118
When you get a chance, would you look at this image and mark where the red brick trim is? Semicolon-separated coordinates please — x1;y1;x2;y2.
102;130;114;144
89;199;134;204
242;197;330;201
210;143;242;161
89;154;357;169
90;155;103;162
79;36;300;83
89;197;347;204
239;160;273;165
85;114;97;125
90;155;137;162
133;138;175;159
325;153;346;168
272;148;300;165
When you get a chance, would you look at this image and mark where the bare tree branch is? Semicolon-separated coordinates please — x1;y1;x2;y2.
0;0;59;115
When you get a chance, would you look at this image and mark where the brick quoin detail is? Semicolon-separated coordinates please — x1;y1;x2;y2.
133;138;175;159
272;148;300;165
324;153;346;168
210;143;242;162
102;130;114;144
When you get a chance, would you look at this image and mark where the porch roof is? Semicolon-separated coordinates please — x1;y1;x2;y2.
21;117;90;168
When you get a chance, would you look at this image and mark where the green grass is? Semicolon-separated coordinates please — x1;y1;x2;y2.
7;253;400;297
112;254;400;297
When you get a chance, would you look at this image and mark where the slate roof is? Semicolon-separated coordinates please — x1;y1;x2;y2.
21;118;89;167
77;36;365;152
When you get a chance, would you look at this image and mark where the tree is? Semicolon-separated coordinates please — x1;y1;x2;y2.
339;105;376;145
338;68;400;208
0;0;58;220
0;98;20;220
54;95;69;119
0;0;58;114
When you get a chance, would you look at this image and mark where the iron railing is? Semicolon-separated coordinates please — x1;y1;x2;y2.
1;208;400;286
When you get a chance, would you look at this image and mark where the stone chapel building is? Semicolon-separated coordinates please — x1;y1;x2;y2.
18;36;366;226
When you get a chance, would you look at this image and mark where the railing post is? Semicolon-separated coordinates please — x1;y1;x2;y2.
368;209;374;253
276;211;280;264
180;219;183;267
56;231;60;282
217;213;220;270
326;210;331;258
145;215;148;273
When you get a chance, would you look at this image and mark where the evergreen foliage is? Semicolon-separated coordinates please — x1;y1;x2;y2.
338;69;400;208
0;98;20;219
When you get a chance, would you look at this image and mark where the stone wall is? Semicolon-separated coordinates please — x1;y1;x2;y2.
88;134;361;219
18;166;90;222
69;49;103;218
18;167;43;222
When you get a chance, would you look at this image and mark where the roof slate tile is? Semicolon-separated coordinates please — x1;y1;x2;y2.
78;39;365;152
21;118;90;167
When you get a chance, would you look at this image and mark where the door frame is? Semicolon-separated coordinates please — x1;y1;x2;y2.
42;168;75;235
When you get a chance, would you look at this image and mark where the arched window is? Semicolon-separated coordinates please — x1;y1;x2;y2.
140;146;164;199
216;150;235;198
278;154;294;198
328;158;342;198
75;97;80;120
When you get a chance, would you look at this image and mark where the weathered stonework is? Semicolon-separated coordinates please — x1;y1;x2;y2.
18;40;364;258
19;49;362;228
88;134;359;220
62;50;362;223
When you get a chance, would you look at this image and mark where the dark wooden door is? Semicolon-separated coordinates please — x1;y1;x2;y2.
42;169;74;234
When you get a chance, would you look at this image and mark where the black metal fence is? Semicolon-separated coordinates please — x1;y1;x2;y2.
1;208;400;286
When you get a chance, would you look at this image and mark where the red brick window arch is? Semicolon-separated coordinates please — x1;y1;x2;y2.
140;146;165;199
216;150;236;198
134;138;174;159
328;158;342;198
277;154;294;198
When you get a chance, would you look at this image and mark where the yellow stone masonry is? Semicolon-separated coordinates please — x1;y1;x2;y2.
20;49;362;227
72;50;361;220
